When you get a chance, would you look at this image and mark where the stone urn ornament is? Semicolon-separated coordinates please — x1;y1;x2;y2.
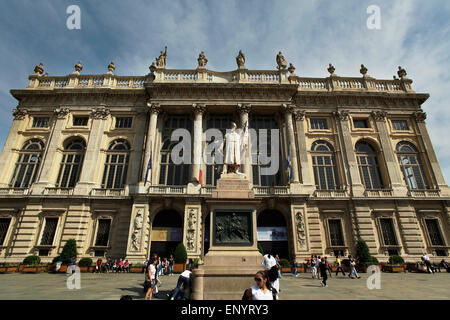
107;61;115;74
33;62;44;76
327;63;336;76
73;61;83;74
360;64;368;76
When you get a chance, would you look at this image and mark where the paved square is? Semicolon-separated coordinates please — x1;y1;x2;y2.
0;272;448;300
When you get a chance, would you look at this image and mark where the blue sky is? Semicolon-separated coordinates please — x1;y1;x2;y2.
0;0;449;183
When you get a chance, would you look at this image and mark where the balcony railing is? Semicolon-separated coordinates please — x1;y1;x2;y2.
313;190;348;198
90;188;127;196
253;186;290;196
363;189;393;197
0;188;29;195
148;186;187;194
408;189;441;198
44;187;74;196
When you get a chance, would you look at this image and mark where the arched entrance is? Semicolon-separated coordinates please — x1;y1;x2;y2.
257;210;289;260
150;210;183;259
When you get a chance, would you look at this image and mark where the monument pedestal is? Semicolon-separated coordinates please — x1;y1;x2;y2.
192;173;261;300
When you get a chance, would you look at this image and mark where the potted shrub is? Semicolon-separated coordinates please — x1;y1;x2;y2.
0;263;19;273
173;243;187;273
78;257;93;272
130;263;145;273
382;255;405;272
279;258;291;273
57;239;77;272
355;239;379;272
21;255;45;273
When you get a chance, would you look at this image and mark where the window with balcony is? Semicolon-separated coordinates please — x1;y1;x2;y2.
159;115;191;186
40;217;59;246
32;117;50;128
0;218;11;246
356;141;383;190
379;218;398;246
310;118;328;130
328;219;345;247
205;114;232;186
95;219;111;246
425;219;445;246
311;140;339;190
251;115;283;186
396;141;428;190
101;139;130;189
10;139;44;188
56;138;86;188
115;117;132;128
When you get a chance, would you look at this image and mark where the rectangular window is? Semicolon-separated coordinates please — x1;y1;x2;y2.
353;119;369;128
328;219;345;246
73;117;88;126
392;120;409;131
95;219;111;246
115;117;133;128
40;218;59;245
32;117;50;128
310;118;328;130
38;249;50;256
425;219;445;246
379;218;398;246
0;218;11;245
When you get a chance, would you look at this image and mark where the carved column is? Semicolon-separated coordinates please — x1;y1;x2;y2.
190;103;206;183
0;108;28;187
283;104;300;184
414;110;448;191
141;103;161;184
33;107;70;191
372;110;408;196
126;201;150;263
183;201;202;259
334;110;364;196
292;110;314;194
291;201;309;260
75;106;110;194
237;103;252;182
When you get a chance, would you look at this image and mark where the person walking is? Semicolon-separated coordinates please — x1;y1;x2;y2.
242;270;277;300
422;253;434;274
291;258;298;277
262;253;280;299
310;255;317;278
319;258;329;287
168;255;174;276
275;255;282;278
324;256;332;278
348;256;360;279
144;257;158;300
335;256;345;276
315;256;321;280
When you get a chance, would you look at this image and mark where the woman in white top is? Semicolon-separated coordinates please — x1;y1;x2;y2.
243;271;276;300
145;258;158;300
261;253;279;299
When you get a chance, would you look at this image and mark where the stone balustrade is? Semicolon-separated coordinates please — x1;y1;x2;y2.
363;189;394;197
24;68;414;94
408;189;441;198
43;187;74;196
90;188;127;196
313;190;349;198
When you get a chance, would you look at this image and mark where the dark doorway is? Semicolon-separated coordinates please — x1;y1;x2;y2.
150;210;183;259
257;210;289;260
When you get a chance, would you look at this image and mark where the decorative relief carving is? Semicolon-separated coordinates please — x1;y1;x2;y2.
12;108;28;120
90;107;110;119
293;110;306;121
371;110;387;121
413;111;427;122
237;103;251;114
55;107;70;119
333;110;349;121
147;102;162;114
282;103;295;114
186;208;197;251
131;209;144;251
295;211;306;248
192;103;206;115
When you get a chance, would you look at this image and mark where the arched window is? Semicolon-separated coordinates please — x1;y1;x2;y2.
101;139;130;189
355;141;383;190
396;141;428;190
311;140;339;190
10;138;45;188
56;138;86;188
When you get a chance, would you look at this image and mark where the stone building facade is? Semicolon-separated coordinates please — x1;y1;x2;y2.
0;54;448;264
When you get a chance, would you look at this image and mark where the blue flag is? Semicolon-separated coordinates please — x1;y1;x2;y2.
286;149;292;185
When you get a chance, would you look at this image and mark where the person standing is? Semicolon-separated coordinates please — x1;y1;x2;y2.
315;256;321;280
275;255;282;278
168;255;174;276
310;255;317;278
422;253;434;274
335;256;345;276
319;258;328;287
262;253;279;299
324;256;332;278
348;256;360;279
291;258;298;277
145;257;158;300
242;271;277;300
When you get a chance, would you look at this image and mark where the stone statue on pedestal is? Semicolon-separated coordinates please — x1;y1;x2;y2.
221;121;248;174
156;46;167;68
197;51;208;68
276;51;287;70
236;50;246;69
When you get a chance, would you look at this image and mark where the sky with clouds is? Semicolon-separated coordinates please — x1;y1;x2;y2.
0;0;449;183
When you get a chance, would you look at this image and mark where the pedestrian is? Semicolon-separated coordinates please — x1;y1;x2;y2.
169;255;174;276
324;256;332;278
113;259;117;272
144;257;158;300
242;270;277;300
310;255;317;278
124;259;130;273
319;258;328;287
315;256;321;279
170;266;192;300
262;252;280;299
335;256;345;276
275;255;282;278
348;256;360;279
118;258;124;272
422;253;434;274
95;258;103;273
291;258;298;277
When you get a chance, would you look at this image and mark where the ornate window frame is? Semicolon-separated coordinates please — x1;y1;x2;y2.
350;114;374;132
307;117;332;133
417;210;448;252
0;209;19;252
372;210;402;255
321;210;348;256
89;209;117;256
388;118;414;134
34;209;66;256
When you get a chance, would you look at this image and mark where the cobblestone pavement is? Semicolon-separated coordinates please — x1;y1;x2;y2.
0;271;448;300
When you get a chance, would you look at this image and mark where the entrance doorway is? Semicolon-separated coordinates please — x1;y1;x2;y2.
257;210;289;260
150;210;183;259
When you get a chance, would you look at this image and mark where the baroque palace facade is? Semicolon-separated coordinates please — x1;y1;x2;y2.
0;51;449;264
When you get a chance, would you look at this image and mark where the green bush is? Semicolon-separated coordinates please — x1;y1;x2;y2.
356;239;371;265
60;239;77;263
78;257;93;267
193;258;200;268
367;256;379;265
173;243;187;264
258;243;264;255
389;255;405;265
23;255;41;265
52;256;62;264
279;258;290;267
